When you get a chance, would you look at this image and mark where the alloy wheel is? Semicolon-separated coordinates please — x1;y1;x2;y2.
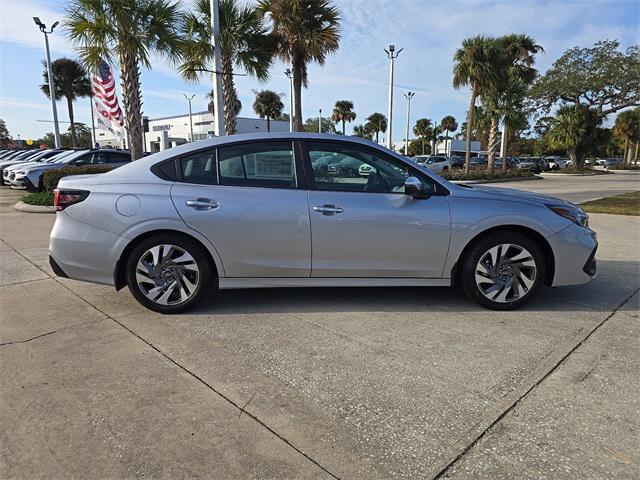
135;244;200;306
474;243;537;303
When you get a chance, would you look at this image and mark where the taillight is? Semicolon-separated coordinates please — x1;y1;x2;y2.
53;189;89;211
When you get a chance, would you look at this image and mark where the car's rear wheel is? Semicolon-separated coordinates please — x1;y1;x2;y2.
460;232;545;310
125;234;214;314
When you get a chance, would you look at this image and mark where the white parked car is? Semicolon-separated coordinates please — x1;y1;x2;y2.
414;155;451;173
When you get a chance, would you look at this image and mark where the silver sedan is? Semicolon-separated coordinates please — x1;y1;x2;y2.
49;133;597;313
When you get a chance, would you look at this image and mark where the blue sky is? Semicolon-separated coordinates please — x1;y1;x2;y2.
1;0;638;144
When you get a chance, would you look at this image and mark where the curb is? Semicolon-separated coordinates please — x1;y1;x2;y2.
453;175;542;185
540;172;610;177
14;201;56;214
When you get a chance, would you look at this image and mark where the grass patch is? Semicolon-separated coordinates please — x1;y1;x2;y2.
22;191;54;206
580;191;640;216
547;167;610;175
442;169;535;181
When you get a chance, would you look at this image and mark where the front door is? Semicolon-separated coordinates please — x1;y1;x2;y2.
171;141;311;278
304;141;451;278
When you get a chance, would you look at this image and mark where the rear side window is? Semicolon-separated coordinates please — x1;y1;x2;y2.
218;141;295;189
180;149;217;185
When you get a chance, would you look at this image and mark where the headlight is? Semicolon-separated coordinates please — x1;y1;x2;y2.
546;204;589;227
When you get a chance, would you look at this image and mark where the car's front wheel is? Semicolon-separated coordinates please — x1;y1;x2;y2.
460;232;545;310
125;234;215;314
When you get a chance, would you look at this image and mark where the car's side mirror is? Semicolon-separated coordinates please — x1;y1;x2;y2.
73;159;85;166
426;159;434;164
404;176;429;199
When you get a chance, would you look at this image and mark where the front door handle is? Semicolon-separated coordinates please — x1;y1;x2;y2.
186;198;219;210
313;204;344;215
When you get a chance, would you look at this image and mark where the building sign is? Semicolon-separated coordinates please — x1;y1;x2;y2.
152;124;171;132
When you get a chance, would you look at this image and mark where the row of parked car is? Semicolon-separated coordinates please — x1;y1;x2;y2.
409;155;572;174
0;148;132;190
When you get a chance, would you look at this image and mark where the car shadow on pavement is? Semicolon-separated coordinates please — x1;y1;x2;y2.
184;259;638;316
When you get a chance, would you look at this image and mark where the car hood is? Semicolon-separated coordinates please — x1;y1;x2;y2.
22;163;67;173
459;184;575;207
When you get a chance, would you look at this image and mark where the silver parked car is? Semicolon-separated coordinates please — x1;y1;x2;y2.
49;133;597;313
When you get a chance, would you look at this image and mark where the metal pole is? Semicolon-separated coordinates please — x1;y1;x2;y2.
43;31;61;148
184;94;195;141
285;69;294;132
403;91;414;155
318;109;322;133
499;120;507;159
385;45;403;150
89;78;97;147
209;0;225;136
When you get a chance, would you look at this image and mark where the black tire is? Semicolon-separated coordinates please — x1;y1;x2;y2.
460;231;545;310
125;233;215;314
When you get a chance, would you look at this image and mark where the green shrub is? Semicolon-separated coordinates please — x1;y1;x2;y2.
22;191;54;206
42;165;112;192
441;169;535;181
547;167;610;175
608;164;640;171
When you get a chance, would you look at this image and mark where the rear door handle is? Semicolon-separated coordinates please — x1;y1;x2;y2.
186;198;219;210
313;204;344;215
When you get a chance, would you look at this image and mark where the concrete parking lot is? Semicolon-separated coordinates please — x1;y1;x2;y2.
1;174;639;479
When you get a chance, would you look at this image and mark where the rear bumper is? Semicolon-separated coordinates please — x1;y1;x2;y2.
49;211;122;286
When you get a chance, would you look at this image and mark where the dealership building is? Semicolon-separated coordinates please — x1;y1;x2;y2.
94;111;289;151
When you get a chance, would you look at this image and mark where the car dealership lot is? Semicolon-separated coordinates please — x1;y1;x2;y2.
1;175;639;479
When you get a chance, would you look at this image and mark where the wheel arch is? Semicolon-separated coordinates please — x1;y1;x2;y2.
113;229;220;290
451;224;555;288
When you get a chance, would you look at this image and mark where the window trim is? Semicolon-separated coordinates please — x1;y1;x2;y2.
300;140;449;196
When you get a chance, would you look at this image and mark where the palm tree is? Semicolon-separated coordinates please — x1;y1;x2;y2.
365;113;387;144
40;58;91;148
352;124;372;140
429;122;443;156
548;105;603;168
440;115;458;156
331;100;356;134
66;0;183;160
413;118;432;154
252;89;284;132
180;0;275;135
453;35;502;173
613;108;640;164
258;0;341;132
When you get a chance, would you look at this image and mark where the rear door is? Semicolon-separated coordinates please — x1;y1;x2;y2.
171;140;311;278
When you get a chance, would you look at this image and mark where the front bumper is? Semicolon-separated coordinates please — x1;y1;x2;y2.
548;223;598;287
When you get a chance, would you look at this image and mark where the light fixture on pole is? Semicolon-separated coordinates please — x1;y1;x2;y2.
33;17;61;148
183;94;196;141
403;91;415;156
209;0;225;136
384;44;403;150
318;108;322;133
284;68;294;132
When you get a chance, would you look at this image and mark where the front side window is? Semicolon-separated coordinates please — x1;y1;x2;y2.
180;149;217;185
218;141;295;189
308;142;433;194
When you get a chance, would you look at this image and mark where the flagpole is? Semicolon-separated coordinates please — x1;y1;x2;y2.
89;75;97;147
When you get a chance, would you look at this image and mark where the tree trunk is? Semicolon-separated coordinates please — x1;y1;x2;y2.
623;138;629;165
487;116;498;174
422;138;425;155
342;120;345;135
292;57;304;132
119;52;144;160
464;83;478;174
66;96;76;147
267;117;271;132
375;131;379;143
221;55;237;135
634;142;639;166
444;131;449;156
502;124;509;173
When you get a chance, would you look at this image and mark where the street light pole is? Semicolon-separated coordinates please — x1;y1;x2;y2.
33;17;61;148
403;91;415;156
209;0;225;136
318;108;322;133
284;68;294;132
384;44;403;150
184;94;196;141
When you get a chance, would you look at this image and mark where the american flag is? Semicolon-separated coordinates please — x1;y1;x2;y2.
92;59;125;139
